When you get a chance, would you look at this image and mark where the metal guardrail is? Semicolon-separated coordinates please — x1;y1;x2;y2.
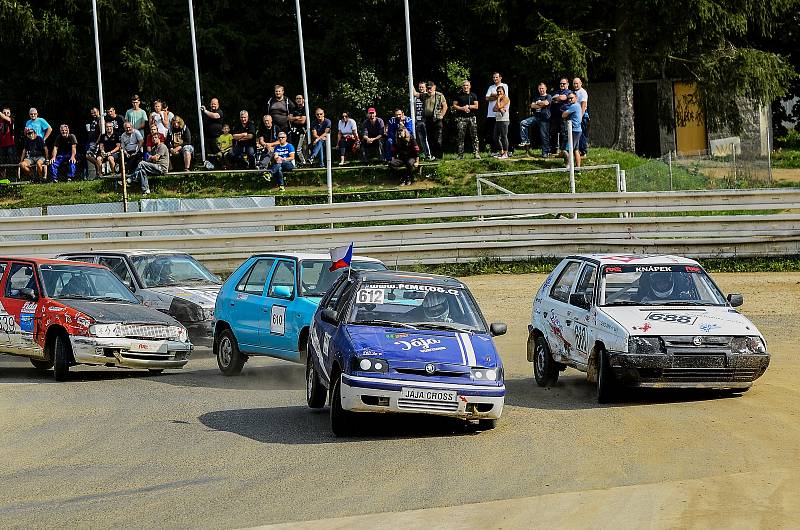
1;188;799;272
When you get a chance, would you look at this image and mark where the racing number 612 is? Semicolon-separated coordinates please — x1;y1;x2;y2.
357;288;384;304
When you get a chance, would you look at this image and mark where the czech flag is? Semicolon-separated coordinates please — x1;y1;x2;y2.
329;243;353;271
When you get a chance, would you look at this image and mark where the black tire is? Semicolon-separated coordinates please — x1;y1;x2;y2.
30;358;54;372
306;352;327;408
533;335;559;387
148;369;164;375
477;418;497;431
215;329;246;376
53;334;72;382
597;349;617;404
330;374;355;437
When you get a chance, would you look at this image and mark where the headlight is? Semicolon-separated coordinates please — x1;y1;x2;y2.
628;336;665;355
472;367;501;381
89;323;123;338
353;357;388;373
175;326;189;343
731;336;766;354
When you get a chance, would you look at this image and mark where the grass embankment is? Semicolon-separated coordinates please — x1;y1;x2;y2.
772;148;800;169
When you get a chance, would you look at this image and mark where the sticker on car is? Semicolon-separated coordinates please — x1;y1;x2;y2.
270;305;286;335
401;387;458;402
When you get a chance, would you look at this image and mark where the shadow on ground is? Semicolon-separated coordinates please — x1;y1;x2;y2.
154;363;306;391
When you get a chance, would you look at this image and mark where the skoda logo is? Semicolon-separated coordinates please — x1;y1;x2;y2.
692;336;703;346
424;363;436;374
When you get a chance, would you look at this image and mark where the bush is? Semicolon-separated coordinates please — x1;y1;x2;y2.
776;128;800;149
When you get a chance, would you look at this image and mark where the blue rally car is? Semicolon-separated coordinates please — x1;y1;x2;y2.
213;252;385;375
305;270;507;436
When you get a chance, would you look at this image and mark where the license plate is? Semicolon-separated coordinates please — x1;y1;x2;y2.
401;387;458;402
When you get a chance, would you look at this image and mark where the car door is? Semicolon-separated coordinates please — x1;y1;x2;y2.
311;278;349;385
563;262;598;367
2;261;43;356
97;255;137;293
544;260;583;363
227;258;275;352
0;261;10;348
260;259;299;359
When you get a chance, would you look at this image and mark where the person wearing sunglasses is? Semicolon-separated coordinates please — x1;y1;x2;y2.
267;132;294;192
24;107;52;142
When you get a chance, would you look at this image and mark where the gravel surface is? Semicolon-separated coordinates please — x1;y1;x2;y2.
0;272;798;529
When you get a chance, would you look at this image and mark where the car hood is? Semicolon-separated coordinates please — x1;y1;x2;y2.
57;299;182;326
600;305;761;336
145;284;220;308
345;325;500;368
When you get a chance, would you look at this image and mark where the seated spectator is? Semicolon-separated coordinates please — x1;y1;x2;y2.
125;95;148;135
211;123;233;168
518;82;552;157
385;108;414;161
0;107;15;175
19;128;47;181
166;115;194;171
360;108;385;163
267;132;295;192
144;124;165;161
150;99;173;137
119;121;144;173
256;115;279;169
336;112;358;166
25;108;52;142
309;108;331;168
389;127;420;186
288;94;308;165
128;132;168;195
84;107;102;159
105;107;125;138
91;122;121;175
230;110;257;169
49;124;78;182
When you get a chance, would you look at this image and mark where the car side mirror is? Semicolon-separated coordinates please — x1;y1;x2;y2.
19;287;37;301
727;293;743;307
490;323;507;336
320;308;338;325
271;285;293;299
569;292;590;309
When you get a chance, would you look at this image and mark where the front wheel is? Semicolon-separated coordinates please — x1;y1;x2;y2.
215;329;246;376
533;335;559;387
597;349;617;404
53;334;72;382
330;375;356;437
30;358;54;372
476;418;497;431
148;369;164;375
306;353;326;408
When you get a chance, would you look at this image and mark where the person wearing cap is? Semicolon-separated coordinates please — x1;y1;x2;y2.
24;108;52;142
19;127;47;180
360;107;385;163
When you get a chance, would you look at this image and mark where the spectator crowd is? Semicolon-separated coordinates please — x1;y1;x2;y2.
0;74;590;190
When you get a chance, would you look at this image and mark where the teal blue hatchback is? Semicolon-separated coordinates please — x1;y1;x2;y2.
213;252;386;375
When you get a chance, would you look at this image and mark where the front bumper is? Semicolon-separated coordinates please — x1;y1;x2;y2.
186;319;213;346
70;336;192;369
608;352;770;389
341;374;504;419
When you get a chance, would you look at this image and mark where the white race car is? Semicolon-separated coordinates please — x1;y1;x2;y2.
528;254;770;402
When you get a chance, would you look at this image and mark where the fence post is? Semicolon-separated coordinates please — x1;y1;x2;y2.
731;140;737;184
121;151;129;213
668;151;673;191
621;169;629;218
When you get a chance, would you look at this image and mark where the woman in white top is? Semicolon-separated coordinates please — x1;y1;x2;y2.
150;99;173;137
493;86;510;159
336;111;358;165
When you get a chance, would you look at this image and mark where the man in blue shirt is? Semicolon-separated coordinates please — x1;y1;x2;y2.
551;78;572;156
561;92;582;168
518;82;552;157
25;108;52;142
309;108;331;167
384;108;413;162
268;132;295;192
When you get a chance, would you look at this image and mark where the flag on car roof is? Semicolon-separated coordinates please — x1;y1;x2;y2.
329;243;353;272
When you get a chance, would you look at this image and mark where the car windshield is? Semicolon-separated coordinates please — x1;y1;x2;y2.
601;264;727;306
40;264;140;303
300;259;386;297
347;281;487;333
131;254;220;288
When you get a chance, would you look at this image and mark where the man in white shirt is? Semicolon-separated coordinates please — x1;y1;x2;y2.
573;77;589;156
485;72;508;154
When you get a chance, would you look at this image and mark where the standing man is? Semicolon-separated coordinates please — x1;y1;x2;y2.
0;107;15;174
518;82;552;157
266;85;295;134
231;110;257;169
49;124;78;182
309;108;331;168
25;108;52;142
552;78;572;156
268;132;295;192
452;80;481;160
288;94;308;165
105;107;125;138
201;97;224;164
413;81;431;160
125;95;148;135
484;72;508;153
562;92;582;168
423;81;447;160
573;77;589;156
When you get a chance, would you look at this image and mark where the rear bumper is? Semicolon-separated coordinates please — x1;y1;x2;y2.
341;374;504;419
608;352;770;389
70;336;192;369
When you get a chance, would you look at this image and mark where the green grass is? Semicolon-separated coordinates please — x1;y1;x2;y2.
772;148;800;169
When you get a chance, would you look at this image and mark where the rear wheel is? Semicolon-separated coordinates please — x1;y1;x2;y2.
53;334;72;382
215;329;245;376
306;352;326;408
30;358;54;372
597;349;617;404
330;374;355;437
533;335;559;387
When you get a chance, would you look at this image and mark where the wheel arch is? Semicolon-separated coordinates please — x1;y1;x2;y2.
45;325;74;363
527;327;546;362
587;339;607;383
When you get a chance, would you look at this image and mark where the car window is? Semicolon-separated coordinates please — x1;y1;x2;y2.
268;260;296;299
550;261;581;303
0;262;6;279
63;256;96;263
572;264;597;307
322;278;348;311
334;282;357;314
236;259;274;296
5;263;38;299
98;257;134;290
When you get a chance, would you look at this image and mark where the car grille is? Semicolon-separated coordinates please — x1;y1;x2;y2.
647;368;759;382
663;335;732;355
395;368;465;378
397;399;459;412
119;324;180;341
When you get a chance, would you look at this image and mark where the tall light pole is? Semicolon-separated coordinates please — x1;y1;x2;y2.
91;0;106;130
295;0;312;144
403;0;415;131
188;0;207;163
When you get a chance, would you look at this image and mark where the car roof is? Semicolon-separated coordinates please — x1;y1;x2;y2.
568;254;701;267
251;252;384;263
58;249;190;257
0;256;106;268
352;269;466;287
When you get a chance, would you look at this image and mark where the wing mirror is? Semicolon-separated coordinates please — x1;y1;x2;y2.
271;285;293;299
569;292;590;309
320;308;338;325
18;287;37;301
727;293;744;307
490;323;507;336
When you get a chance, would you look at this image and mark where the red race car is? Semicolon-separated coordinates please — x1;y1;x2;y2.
0;257;192;381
